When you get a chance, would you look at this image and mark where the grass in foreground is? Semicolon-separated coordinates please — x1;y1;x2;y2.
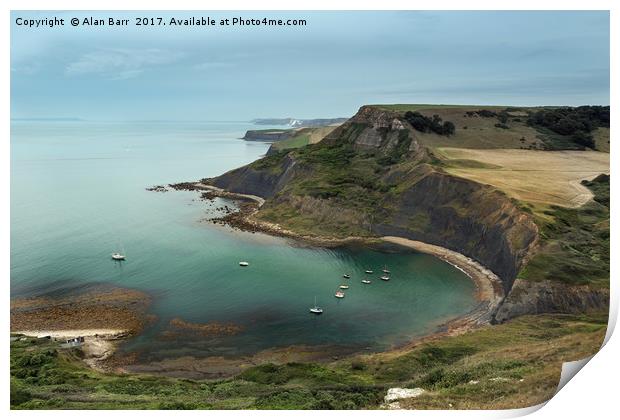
11;312;606;410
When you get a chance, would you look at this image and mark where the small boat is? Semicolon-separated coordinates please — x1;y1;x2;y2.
380;275;390;281
335;290;345;298
309;297;323;314
239;261;249;266
112;241;126;261
362;279;371;284
382;265;390;274
339;284;349;289
365;269;373;274
343;274;351;279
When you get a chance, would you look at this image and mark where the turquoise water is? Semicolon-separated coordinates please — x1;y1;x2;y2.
10;121;477;359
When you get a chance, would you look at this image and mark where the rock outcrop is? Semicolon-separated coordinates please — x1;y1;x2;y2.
206;154;301;199
372;168;538;292
204;104;606;323
494;278;609;322
243;129;295;142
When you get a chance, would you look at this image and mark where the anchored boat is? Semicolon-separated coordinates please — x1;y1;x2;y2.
111;241;126;261
335;290;345;298
362;279;371;284
239;261;249;266
380;275;390;281
309;296;323;314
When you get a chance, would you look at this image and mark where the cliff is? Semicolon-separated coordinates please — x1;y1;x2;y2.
242;129;296;142
205;105;608;322
207;106;538;294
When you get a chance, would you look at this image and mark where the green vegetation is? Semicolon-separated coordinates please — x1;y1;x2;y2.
255;123;416;236
249;149;290;172
268;126;339;153
403;111;455;136
369;104;609;152
527;106;610;150
519;175;609;286
269;133;311;151
11;312;606;409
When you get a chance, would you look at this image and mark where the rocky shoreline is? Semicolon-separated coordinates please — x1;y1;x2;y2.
12;182;510;377
10;285;154;371
167;181;506;332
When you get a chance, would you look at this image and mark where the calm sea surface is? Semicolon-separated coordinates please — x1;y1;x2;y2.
10;121;476;359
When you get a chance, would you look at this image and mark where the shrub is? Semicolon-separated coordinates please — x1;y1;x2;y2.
403;112;455;136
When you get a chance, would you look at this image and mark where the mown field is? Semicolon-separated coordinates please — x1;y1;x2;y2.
437;147;610;209
11;312;607;410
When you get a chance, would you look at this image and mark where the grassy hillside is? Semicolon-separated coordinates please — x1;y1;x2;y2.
372;105;610;152
519;174;609;287
11;103;610;410
11;312;606;409
267;126;339;153
265;105;609;153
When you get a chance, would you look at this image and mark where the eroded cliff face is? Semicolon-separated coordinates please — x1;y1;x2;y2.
324;105;421;154
207;154;300;199
371;169;538;293
494;278;609;322
203;105;568;321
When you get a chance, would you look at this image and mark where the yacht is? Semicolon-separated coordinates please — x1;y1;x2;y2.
380;275;390;281
239;261;249;266
335;290;345;298
362;279;371;284
309;297;323;314
111;252;125;261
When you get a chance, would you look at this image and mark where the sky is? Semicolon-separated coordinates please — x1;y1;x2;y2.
10;11;610;121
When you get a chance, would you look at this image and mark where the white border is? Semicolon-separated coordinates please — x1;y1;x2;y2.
3;1;616;419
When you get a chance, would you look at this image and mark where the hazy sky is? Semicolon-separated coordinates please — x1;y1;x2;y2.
11;11;609;121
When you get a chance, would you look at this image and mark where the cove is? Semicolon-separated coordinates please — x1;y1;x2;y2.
10;121;477;360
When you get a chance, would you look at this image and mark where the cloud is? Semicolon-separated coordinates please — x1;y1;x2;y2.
11;63;41;75
193;61;233;70
65;48;184;80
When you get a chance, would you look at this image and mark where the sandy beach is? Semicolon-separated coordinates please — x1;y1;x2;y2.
11;285;153;370
12;185;507;377
181;181;506;328
380;236;505;329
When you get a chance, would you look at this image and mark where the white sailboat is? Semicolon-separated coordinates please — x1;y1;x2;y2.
382;265;390;274
309;296;323;314
362;279;371;284
111;241;126;260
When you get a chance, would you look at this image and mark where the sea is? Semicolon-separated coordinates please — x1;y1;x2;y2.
10;120;476;359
